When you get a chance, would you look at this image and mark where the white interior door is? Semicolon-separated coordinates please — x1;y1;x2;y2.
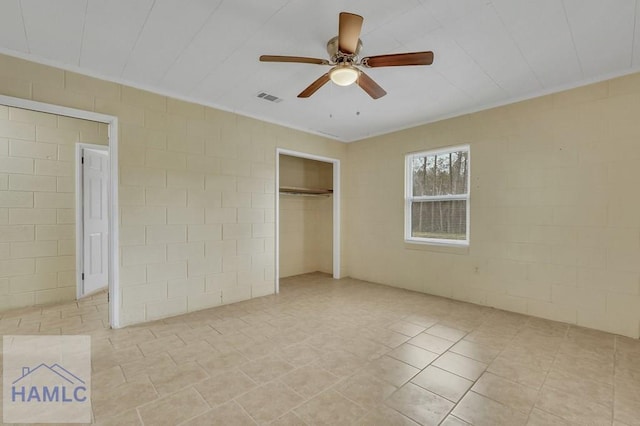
82;148;109;296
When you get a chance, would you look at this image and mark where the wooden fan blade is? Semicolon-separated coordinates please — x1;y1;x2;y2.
298;73;331;98
338;12;363;54
356;71;387;99
260;55;330;65
362;51;434;67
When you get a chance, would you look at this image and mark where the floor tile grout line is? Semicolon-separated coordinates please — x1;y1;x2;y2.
524;321;570;424
133;380;210;424
136;406;145;426
237;380;329;424
172;385;224;426
379;329;475;424
1;275;633;425
439;317;526;424
233;399;260;426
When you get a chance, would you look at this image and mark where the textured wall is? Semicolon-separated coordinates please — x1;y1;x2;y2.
4;51;639;338
0;53;346;326
346;76;640;338
0;106;107;309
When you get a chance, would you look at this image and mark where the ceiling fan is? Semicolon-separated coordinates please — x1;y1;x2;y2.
259;12;434;100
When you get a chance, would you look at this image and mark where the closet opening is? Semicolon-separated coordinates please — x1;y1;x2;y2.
275;149;341;292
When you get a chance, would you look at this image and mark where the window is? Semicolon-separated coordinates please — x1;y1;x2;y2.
405;145;470;245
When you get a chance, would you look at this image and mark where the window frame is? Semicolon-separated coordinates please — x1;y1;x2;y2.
404;144;470;247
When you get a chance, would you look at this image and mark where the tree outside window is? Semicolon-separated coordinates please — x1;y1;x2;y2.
405;145;470;245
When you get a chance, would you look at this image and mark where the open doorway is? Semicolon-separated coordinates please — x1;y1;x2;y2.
0;94;120;328
275;149;341;292
76;144;109;298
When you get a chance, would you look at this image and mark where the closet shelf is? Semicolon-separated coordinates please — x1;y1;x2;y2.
279;186;333;196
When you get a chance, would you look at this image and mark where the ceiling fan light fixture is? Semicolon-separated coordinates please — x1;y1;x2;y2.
329;65;359;86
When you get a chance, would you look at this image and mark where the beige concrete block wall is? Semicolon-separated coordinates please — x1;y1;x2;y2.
0;53;346;326
279;156;333;277
346;75;640;338
279;196;314;277
0;105;107;309
315;195;333;274
314;161;333;275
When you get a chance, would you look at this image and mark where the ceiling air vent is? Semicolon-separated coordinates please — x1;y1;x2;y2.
257;92;283;103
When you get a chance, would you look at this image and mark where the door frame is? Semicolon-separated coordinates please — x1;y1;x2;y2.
0;94;121;328
275;148;341;293
75;143;110;300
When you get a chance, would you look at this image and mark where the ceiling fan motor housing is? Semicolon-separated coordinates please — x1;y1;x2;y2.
327;35;362;63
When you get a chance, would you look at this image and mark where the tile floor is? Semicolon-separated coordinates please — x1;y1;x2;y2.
0;272;639;425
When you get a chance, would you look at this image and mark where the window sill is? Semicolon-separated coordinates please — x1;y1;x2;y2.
404;240;469;255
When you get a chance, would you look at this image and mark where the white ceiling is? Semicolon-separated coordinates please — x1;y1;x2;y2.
1;0;639;142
